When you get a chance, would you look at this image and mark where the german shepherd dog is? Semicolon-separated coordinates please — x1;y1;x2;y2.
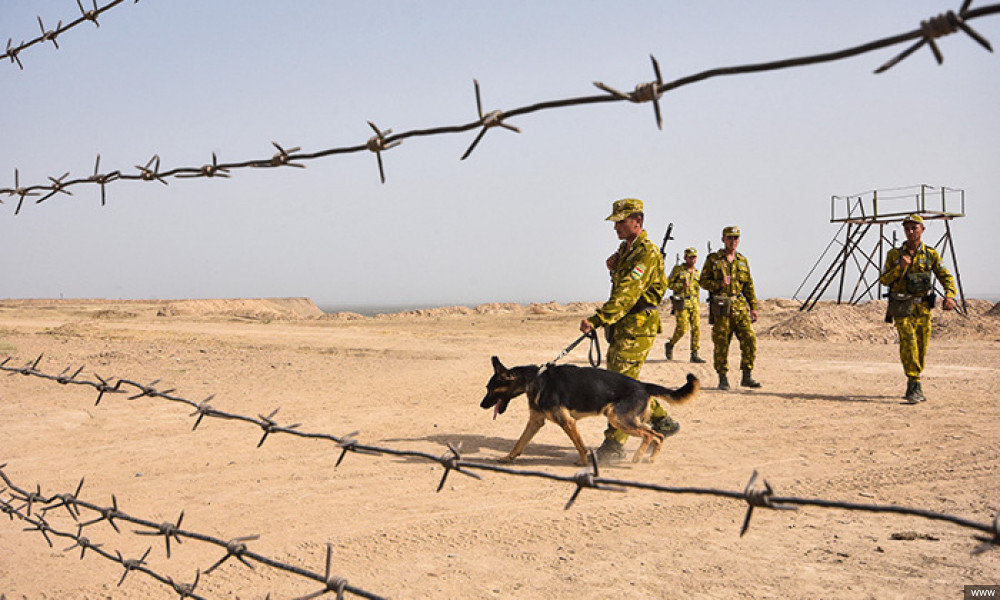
481;356;699;465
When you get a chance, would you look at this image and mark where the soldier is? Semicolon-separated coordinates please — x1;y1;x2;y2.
664;247;707;363
699;225;761;390
579;197;680;462
879;214;956;404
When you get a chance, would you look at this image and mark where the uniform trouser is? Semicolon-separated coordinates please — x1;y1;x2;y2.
711;307;756;374
668;306;700;352
894;304;932;382
603;310;665;444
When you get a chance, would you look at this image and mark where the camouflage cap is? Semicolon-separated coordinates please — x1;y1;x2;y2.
722;225;741;237
903;213;924;225
684;247;698;257
605;197;644;222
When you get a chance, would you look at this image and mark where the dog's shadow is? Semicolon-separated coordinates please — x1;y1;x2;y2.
381;432;594;468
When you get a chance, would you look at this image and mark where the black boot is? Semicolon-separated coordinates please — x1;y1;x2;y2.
664;341;674;360
595;438;626;463
650;415;680;438
740;370;762;388
718;372;730;390
904;380;925;404
689;351;706;364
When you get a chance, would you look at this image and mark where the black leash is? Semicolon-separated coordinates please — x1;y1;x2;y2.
545;330;601;370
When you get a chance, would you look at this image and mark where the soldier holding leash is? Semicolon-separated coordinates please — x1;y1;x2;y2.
579;198;681;462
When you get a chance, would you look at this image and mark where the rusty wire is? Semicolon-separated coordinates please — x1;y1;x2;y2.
3;354;998;554
0;467;388;600
1;2;997;212
1;0;137;70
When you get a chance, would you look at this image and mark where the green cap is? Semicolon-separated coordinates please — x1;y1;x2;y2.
605;198;644;222
684;247;698;257
722;225;740;237
903;213;924;225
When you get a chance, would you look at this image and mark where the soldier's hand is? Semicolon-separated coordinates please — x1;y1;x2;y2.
899;254;912;268
942;297;956;311
606;253;619;271
722;274;731;286
750;310;758;323
580;319;594;334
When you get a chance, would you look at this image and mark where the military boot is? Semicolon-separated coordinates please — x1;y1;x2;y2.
664;341;674;360
595;438;626;464
718;372;731;390
740;370;762;388
650;415;680;438
689;351;706;364
904;380;925;404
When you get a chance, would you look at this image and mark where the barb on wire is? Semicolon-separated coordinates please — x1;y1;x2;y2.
366;121;401;184
876;1;995;73
135;155;169;185
134;511;185;558
203;534;260;574
594;54;665;129
294;544;349;600
257;141;305;169
460;79;521;160
116;547;152;586
4;355;999;555
176;153;230;179
1;0;136;70
256;407;302;448
89;154;120;206
63;524;105;559
4;3;1000;213
434;442;482;492
564;450;626;510
739;469;797;536
9;168;40;216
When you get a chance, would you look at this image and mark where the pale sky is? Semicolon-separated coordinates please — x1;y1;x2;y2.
2;1;998;310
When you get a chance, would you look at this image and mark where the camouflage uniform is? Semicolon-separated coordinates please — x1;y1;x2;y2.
699;247;757;376
586;200;667;444
666;262;702;353
879;239;956;385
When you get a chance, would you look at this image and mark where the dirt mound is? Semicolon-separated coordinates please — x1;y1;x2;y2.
761;299;1000;343
156;298;323;320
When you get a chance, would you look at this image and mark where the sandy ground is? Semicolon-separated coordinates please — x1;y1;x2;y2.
0;297;998;600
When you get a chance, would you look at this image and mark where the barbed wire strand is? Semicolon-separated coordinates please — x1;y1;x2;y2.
0;467;388;599
2;3;997;212
1;0;138;70
3;354;998;553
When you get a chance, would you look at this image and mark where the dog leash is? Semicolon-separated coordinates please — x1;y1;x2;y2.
542;330;601;373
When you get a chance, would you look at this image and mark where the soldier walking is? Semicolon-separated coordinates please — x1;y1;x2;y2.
878;214;956;403
699;226;761;390
580;198;681;462
664;247;707;363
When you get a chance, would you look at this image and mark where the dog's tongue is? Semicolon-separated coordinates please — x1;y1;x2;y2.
493;403;500;420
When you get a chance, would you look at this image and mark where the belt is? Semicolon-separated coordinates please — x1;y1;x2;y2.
627;301;658;315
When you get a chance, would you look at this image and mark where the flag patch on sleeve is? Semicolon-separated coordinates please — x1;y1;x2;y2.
630;265;645;280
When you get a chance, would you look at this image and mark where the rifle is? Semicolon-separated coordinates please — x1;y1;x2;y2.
659;222;674;258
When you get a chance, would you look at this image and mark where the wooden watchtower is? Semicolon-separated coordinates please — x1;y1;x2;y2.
794;185;968;313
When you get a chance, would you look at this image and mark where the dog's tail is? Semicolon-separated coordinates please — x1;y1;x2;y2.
645;373;700;405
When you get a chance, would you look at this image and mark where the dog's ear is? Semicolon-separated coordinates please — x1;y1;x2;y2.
491;355;507;375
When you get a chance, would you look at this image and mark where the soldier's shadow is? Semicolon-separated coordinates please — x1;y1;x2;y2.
712;389;903;404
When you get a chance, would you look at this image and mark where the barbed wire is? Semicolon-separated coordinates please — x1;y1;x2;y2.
3;353;998;553
0;468;387;600
2;2;997;214
1;0;138;70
